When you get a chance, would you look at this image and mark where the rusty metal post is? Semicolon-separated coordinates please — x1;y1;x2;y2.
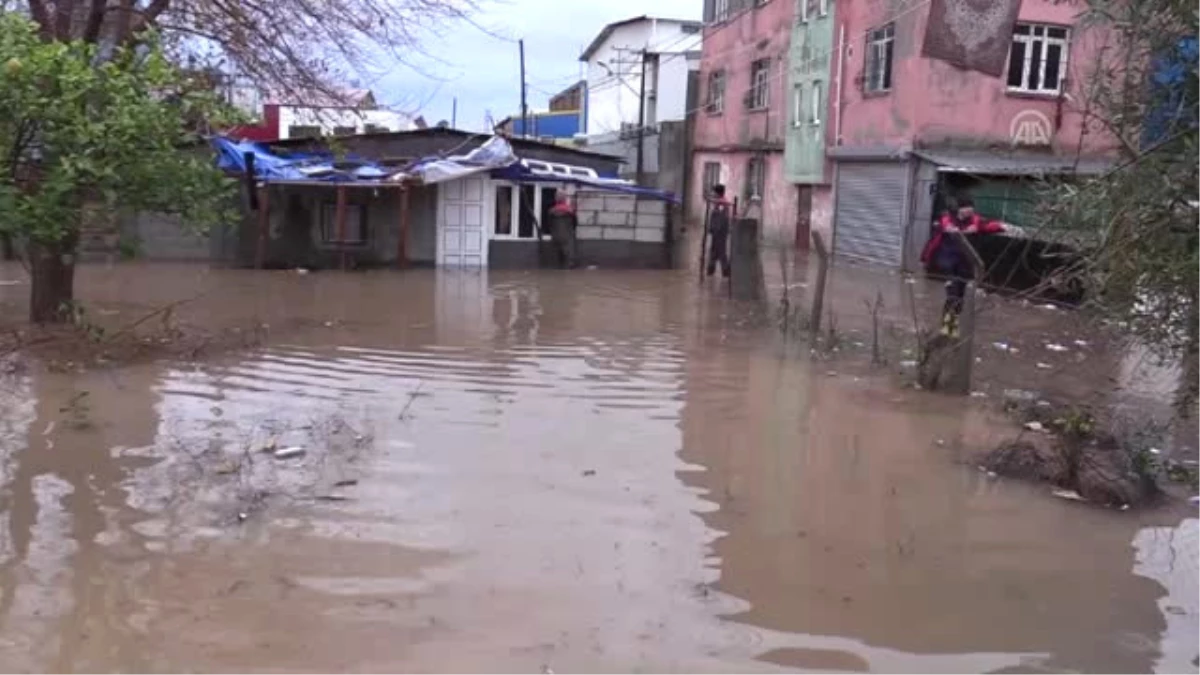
810;230;830;336
730;217;765;302
335;184;348;271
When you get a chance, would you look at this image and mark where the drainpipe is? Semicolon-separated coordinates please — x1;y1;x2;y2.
834;21;846;146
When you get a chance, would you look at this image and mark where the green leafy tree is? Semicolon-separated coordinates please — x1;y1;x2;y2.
0;13;236;322
1037;0;1199;409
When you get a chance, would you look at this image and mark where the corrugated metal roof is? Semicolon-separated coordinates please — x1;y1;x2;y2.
913;149;1113;176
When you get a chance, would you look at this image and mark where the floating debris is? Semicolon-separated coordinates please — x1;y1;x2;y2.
1045;343;1069;352
273;446;306;459
1052;488;1085;502
899;360;917;368
992;341;1011;351
1073;339;1089;348
1036;362;1053;370
970;391;988;398
1038;303;1058;310
1024;421;1047;432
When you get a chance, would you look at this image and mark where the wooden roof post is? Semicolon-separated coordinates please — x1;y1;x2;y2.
335;184;348;270
396;185;410;267
255;184;270;269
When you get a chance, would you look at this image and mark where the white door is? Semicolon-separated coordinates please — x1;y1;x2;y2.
438;176;488;266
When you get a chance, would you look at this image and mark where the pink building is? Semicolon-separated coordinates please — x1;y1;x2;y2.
690;0;797;242
826;0;1118;268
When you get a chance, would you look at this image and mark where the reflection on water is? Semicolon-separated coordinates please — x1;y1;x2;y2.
0;265;1194;672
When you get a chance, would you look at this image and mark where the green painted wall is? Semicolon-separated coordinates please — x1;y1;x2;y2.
784;0;836;184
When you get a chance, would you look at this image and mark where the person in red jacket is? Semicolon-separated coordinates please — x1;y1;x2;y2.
546;189;578;268
920;197;1006;337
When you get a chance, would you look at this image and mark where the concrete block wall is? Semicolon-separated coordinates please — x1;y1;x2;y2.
574;191;668;244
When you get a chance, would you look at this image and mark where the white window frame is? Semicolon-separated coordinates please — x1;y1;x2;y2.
707;69;726;114
819;0;829;17
792;83;804;127
864;23;895;93
749;59;771;110
1007;23;1070;95
745;157;765;202
798;0;809;23
703;162;722;191
810;80;823;125
491;181;565;241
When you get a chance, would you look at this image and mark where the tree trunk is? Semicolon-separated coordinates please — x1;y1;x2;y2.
28;236;78;324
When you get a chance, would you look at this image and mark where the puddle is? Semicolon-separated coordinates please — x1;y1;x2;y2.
0;263;1195;671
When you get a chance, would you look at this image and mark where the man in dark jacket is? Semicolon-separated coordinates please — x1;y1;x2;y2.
706;184;733;278
546;189;578;269
920;197;1006;337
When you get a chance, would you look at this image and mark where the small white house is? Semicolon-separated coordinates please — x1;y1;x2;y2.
580;15;703;138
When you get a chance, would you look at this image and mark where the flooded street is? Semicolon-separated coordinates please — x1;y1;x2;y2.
0;263;1196;672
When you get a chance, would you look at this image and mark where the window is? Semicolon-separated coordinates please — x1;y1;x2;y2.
748;59;771;109
703;162;721;191
333;126;356;136
810;80;823;125
707;69;726;114
493;183;557;240
745;158;765;201
798;0;817;22
792;84;804;127
288;125;321;139
1007;23;1070;94
715;0;729;22
320;203;367;245
864;23;895;93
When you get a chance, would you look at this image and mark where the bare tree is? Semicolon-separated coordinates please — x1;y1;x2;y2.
12;0;481;101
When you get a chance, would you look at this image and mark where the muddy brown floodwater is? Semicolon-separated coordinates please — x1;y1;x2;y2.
0;262;1196;673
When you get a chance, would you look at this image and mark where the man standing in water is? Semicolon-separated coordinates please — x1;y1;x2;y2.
706;184;733;278
920;196;1006;337
546;188;578;269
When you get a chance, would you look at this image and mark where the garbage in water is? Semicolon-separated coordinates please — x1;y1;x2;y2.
992;342;1011;351
1045;343;1069;352
1038;303;1058;310
1024;421;1047;432
1149;448;1162;455
273;446;306;459
1073;339;1089;348
1004;389;1039;402
1036;362;1053;370
582;469;597;477
333;479;358;487
1052;489;1086;502
970;391;988;398
899;360;917;368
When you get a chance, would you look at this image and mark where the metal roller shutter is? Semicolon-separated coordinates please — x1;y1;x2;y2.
833;162;908;267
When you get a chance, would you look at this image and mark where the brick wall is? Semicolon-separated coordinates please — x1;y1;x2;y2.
574;191;668;244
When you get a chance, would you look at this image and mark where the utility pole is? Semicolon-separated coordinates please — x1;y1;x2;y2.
518;39;528;138
451;97;457;129
635;49;647;185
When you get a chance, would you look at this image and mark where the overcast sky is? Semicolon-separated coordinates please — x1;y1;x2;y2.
371;0;700;130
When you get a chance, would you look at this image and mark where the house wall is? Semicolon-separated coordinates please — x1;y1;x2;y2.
836;0;1115;154
690;150;797;243
693;1;792;153
785;0;837;184
118;211;212;261
584;20;702;136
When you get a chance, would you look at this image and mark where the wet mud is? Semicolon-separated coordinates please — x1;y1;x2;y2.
0;261;1196;672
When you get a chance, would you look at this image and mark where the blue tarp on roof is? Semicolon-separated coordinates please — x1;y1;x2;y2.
210;134;676;202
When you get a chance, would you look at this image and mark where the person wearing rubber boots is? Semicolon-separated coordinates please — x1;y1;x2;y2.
546;189;578;269
706;184;733;278
920;196;1006;337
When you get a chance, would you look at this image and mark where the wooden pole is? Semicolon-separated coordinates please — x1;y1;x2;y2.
335;184;348;271
396;186;410;267
255;184;270;269
810;230;830;336
698;200;710;282
944;282;978;395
